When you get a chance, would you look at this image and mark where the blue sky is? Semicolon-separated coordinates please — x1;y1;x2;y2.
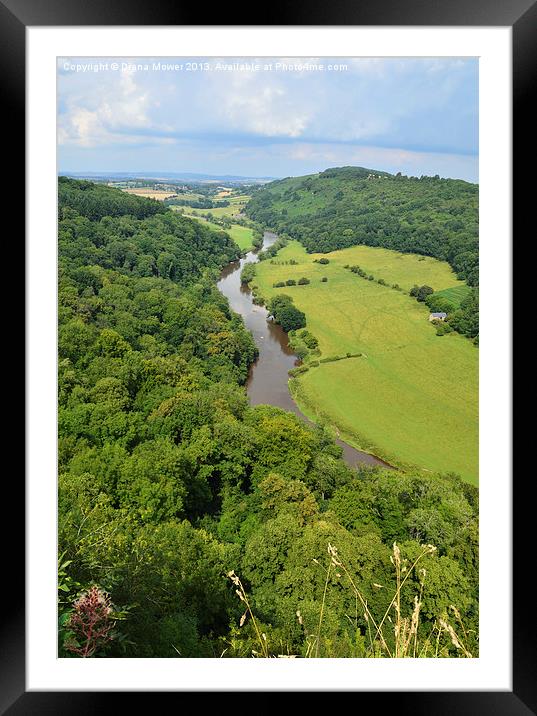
58;57;478;182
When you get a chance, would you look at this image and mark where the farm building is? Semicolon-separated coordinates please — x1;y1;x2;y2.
429;312;447;322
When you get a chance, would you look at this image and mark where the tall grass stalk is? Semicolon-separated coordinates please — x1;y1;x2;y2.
228;542;474;658
227;570;269;658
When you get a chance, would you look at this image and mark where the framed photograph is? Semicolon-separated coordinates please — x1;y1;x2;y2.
5;0;530;710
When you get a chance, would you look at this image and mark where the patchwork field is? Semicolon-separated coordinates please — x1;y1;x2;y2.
254;241;478;483
122;188;177;200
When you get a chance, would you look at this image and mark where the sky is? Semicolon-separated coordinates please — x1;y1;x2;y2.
57;57;479;182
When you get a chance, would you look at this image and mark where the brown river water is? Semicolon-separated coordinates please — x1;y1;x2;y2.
217;231;392;470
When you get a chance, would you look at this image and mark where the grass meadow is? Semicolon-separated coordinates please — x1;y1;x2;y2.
314;244;469;293
175;212;255;251
182;194;249;219
224;224;256;251
254;242;478;483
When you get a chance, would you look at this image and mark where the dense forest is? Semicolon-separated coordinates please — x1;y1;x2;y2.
58;178;478;658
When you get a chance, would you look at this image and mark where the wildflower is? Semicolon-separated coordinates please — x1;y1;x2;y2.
64;586;115;658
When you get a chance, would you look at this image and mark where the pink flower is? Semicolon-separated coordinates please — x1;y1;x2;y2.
64;586;115;658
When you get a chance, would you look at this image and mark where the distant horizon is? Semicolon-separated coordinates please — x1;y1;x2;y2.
58;164;479;185
58;57;478;183
59;169;279;180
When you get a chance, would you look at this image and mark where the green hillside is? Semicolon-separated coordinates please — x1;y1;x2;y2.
246;166;479;287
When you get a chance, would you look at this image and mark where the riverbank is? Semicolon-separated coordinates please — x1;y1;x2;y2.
217;231;392;470
252;240;478;484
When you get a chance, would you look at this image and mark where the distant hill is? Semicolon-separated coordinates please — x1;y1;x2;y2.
245;166;479;286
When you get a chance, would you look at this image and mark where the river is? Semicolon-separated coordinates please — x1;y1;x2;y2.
217;231;391;469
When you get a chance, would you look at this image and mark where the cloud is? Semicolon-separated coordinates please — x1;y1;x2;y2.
216;78;310;138
58;56;478;180
58;65;167;147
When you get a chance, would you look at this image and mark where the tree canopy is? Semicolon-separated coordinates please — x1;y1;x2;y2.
58;178;478;659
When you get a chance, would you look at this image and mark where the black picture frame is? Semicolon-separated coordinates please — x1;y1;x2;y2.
5;0;529;711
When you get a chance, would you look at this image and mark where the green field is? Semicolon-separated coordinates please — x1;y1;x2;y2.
254;242;478;483
180;212;255;250
176;192;205;201
435;285;473;308
318;245;469;293
228;194;251;205
182;195;249;219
